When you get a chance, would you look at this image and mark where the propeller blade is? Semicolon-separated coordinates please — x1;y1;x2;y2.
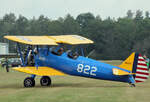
86;49;95;58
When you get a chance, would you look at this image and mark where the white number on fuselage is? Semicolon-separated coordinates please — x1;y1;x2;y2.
77;64;97;76
90;67;97;76
84;65;90;74
77;64;83;72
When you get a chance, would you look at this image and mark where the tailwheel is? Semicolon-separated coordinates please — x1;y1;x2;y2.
129;83;136;87
40;76;51;86
24;77;35;87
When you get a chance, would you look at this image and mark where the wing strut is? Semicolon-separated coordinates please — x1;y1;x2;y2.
17;43;25;66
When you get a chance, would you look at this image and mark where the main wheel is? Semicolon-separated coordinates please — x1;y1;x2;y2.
40;76;51;86
24;77;35;87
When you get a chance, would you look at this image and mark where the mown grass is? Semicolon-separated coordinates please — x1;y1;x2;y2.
0;60;150;102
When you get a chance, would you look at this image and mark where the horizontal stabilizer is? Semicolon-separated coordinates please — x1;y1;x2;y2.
12;66;65;76
112;68;135;75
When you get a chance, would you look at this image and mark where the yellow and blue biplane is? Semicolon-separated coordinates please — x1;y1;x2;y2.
4;35;149;87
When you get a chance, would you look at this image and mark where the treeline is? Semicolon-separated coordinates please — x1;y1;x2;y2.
0;10;150;60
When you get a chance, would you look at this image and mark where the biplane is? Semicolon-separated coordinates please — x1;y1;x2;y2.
4;35;149;87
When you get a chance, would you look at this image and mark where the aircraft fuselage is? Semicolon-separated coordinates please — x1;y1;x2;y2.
35;49;132;83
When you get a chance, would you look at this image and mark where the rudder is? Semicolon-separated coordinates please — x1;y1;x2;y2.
134;54;149;83
119;52;149;83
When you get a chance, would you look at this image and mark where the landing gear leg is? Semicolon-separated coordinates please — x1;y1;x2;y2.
24;75;36;87
128;75;136;87
40;76;51;86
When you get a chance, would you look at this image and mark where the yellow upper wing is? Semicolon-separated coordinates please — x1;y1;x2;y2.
12;66;65;76
4;36;58;45
4;35;94;45
49;35;94;44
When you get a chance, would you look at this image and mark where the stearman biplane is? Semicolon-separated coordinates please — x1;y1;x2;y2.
4;35;149;87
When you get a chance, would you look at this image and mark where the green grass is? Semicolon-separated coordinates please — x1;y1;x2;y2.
0;61;150;102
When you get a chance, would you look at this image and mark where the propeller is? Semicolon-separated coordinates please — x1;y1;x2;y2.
86;49;95;58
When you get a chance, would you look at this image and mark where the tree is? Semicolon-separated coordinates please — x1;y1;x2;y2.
3;13;16;23
62;14;80;34
28;15;50;35
47;18;64;35
135;10;143;21
2;13;16;35
126;10;133;19
15;15;28;35
76;12;95;29
145;11;150;19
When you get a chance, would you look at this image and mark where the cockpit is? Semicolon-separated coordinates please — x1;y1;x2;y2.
51;47;64;56
50;44;80;59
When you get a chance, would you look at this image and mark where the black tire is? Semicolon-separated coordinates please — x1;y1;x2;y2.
40;76;51;86
24;77;35;87
131;84;136;87
129;83;136;87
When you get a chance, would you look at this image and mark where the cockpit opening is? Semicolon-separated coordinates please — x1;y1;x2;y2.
67;51;79;59
51;47;64;56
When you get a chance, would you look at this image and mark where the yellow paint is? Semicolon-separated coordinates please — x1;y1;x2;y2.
49;35;94;44
119;52;135;72
12;66;66;76
112;68;135;75
4;35;94;45
4;36;58;45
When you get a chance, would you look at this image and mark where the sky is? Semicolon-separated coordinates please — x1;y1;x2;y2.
0;0;150;19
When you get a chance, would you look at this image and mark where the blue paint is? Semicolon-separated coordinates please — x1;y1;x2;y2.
31;74;36;79
132;53;138;73
128;75;135;84
34;48;133;83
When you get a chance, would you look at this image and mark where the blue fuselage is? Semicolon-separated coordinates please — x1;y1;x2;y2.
35;49;131;83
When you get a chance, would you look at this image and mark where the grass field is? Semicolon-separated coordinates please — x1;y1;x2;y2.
0;60;150;102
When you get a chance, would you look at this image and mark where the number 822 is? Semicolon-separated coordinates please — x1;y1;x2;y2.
77;64;97;76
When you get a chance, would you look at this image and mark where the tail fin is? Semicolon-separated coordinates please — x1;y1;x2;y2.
134;54;149;83
119;52;149;83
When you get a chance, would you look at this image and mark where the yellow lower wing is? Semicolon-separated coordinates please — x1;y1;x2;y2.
12;66;65;76
112;68;135;75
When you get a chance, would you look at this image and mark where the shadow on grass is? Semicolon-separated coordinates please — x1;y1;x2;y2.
51;82;129;88
1;82;148;89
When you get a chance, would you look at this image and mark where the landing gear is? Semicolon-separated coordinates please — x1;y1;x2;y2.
24;77;35;87
129;83;136;87
40;76;51;86
23;76;51;87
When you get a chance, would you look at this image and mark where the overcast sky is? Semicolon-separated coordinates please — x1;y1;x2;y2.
0;0;150;19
